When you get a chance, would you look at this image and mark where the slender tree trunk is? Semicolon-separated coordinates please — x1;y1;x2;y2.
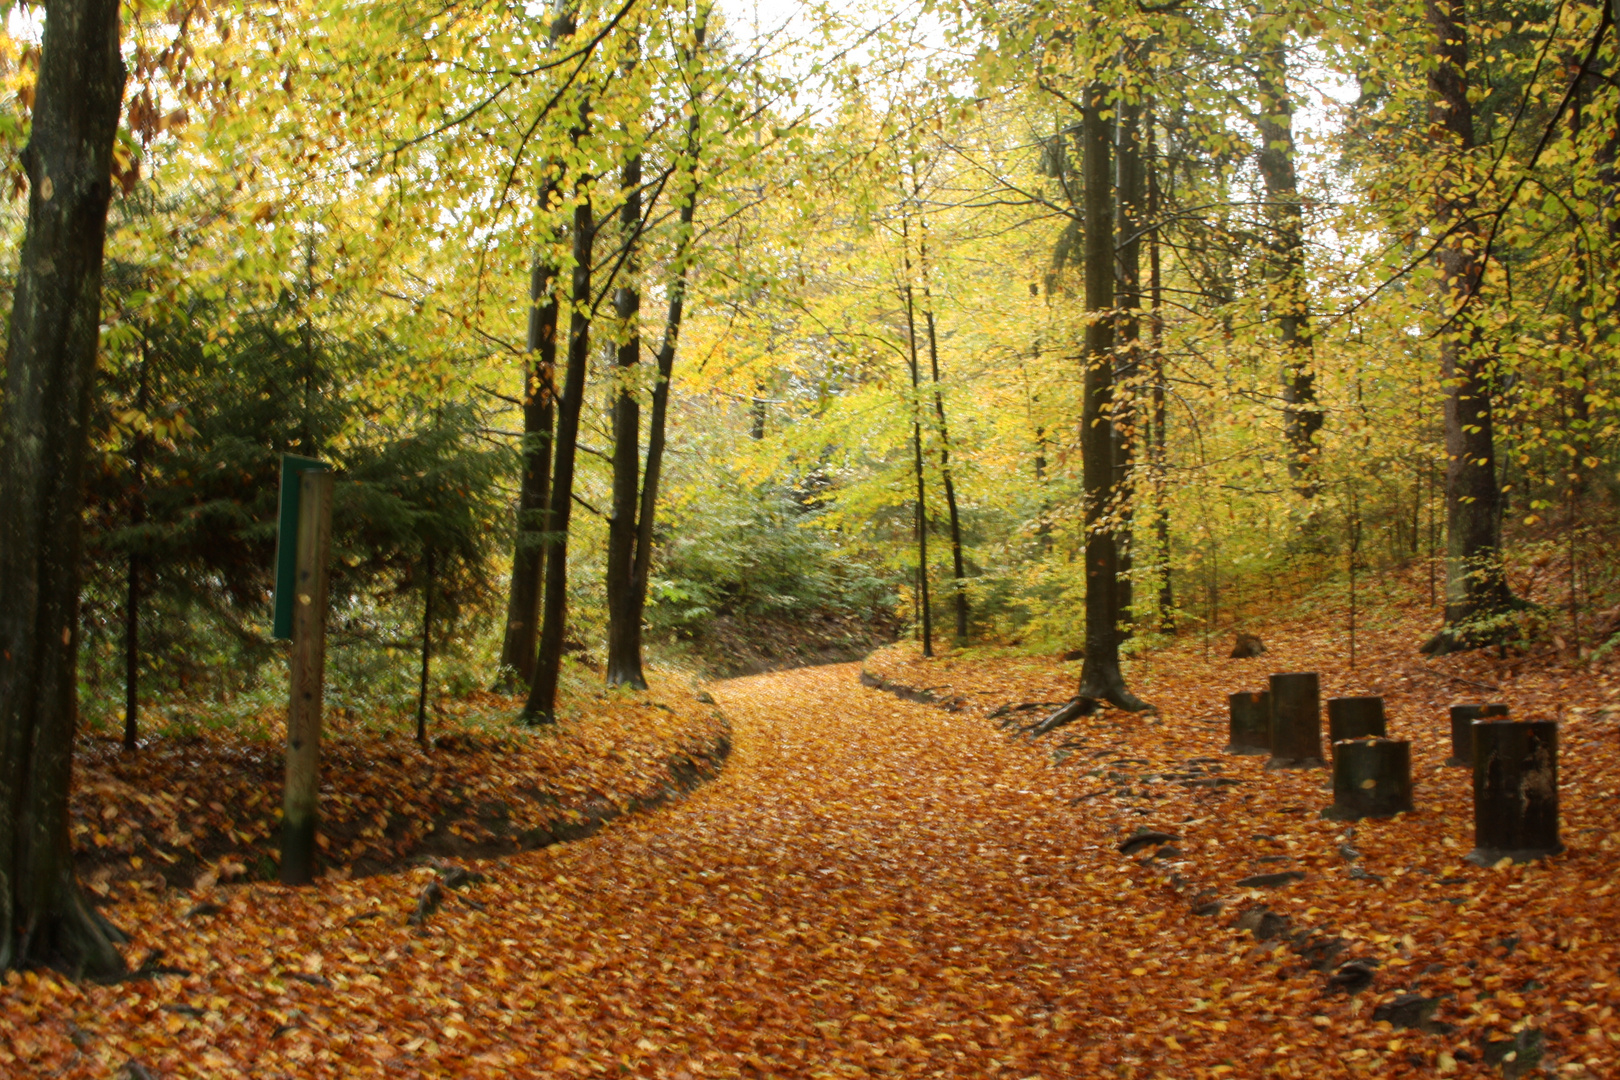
0;0;128;978
1148;117;1174;631
1077;82;1148;712
494;255;559;691
901;212;932;657
628;9;709;654
915;210;968;642
122;345;148;752
1253;11;1322;497
1421;0;1519;654
416;548;434;744
1114;100;1145;628
495;4;575;692
523;103;594;724
605;104;647;689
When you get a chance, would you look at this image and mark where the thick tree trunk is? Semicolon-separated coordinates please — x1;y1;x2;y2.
0;0;128;978
605;123;647;689
524;106;594;725
1077;82;1148;712
1421;0;1519;654
495;4;575;693
628;14;708;654
1253;14;1322;496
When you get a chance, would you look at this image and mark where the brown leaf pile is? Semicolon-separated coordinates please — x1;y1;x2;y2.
2;596;1615;1078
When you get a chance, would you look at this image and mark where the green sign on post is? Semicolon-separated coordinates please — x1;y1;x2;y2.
272;454;329;640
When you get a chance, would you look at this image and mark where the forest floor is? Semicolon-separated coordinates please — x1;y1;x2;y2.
3;589;1618;1078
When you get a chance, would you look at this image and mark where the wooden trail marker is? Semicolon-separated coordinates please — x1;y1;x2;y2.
1324;737;1413;820
1327;696;1386;755
281;467;333;885
1446;702;1509;767
1468;719;1563;866
1266;672;1323;769
1226;690;1271;755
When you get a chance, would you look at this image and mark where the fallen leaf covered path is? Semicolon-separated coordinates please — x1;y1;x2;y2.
17;656;1569;1078
450;661;1141;1077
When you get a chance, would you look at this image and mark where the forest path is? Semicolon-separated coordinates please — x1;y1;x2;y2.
404;661;1158;1077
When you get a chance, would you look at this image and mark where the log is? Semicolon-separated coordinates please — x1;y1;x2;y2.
1327;696;1386;752
1323;737;1412;820
1446;702;1509;767
1225;690;1271;755
1468;719;1563;866
1266;672;1323;769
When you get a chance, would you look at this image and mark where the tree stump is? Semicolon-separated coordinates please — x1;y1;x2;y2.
1327;696;1386;754
1468;720;1563;865
1226;691;1271;755
1266;672;1323;769
1446;703;1509;767
1323;737;1413;820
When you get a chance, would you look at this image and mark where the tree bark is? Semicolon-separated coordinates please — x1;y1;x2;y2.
1421;0;1520;654
627;9;709;659
1148;117;1173;630
494;4;575;693
1077;82;1148;712
901;211;932;658
0;0;128;977
1252;11;1322;496
523;101;594;725
605;81;647;690
416;547;435;744
122;342;148;752
915;208;968;642
1114;100;1145;626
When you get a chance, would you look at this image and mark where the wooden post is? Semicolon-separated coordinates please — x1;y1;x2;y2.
1446;702;1509;767
1327;696;1386;753
1266;672;1323;769
1469;719;1563;866
1226;690;1271;755
281;469;333;886
1324;737;1413;820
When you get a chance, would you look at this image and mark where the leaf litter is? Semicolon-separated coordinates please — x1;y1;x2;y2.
2;597;1617;1078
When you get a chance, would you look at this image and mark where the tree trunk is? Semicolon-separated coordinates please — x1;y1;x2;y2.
523;102;594;725
901;212;932;658
122;343;148;752
416;547;435;744
494;4;575;693
1148;118;1173;630
605;94;647;690
0;0;128;978
915;209;968;642
1421;0;1520;654
1252;11;1322;496
627;9;709;659
1077;82;1148;712
1114;100;1145;627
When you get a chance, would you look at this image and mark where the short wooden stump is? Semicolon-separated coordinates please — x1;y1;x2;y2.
1468;719;1563;866
1323;737;1413;820
1226;690;1271;755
